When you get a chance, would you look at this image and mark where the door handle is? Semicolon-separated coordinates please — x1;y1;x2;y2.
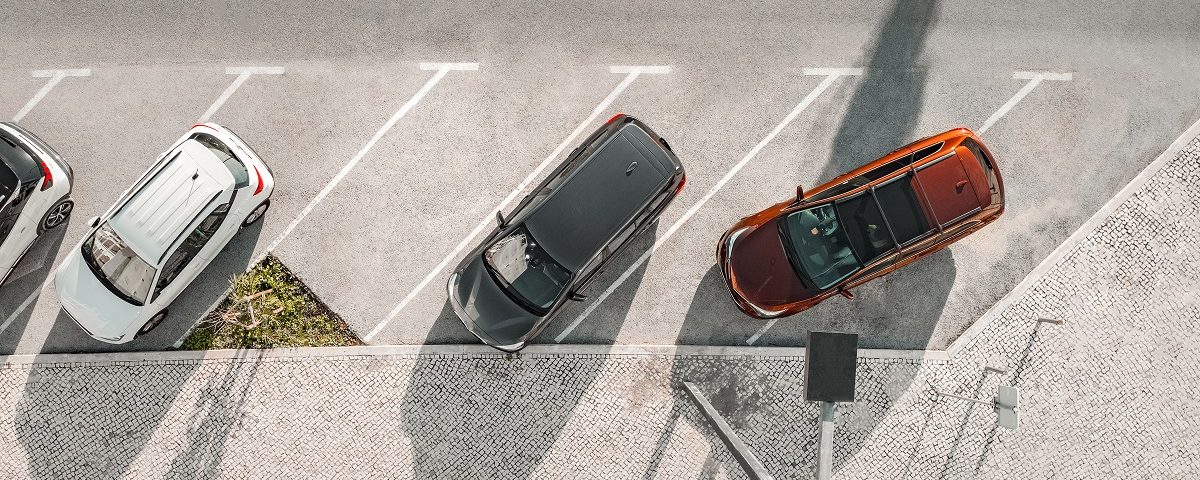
955;180;968;192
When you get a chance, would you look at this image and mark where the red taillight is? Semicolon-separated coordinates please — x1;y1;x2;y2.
605;113;624;125
38;160;53;191
674;174;686;196
253;166;265;195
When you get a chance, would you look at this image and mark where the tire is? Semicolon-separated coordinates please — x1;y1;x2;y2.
40;199;73;231
137;310;168;337
242;199;270;228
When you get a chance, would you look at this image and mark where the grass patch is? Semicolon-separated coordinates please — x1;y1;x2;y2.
179;255;362;350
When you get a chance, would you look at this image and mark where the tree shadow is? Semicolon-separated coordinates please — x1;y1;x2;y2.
0;224;68;354
164;354;264;477
37;219;265;354
13;354;201;478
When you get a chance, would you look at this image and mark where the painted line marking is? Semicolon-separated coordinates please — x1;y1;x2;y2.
553;68;861;343
978;70;1072;135
945;113;1200;357
12;68;91;122
747;69;1073;346
197;66;286;123
364;65;672;342
172;62;480;348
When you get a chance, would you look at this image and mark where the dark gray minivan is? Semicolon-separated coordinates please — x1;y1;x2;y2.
448;114;685;352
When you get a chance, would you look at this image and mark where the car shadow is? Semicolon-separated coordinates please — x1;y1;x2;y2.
0;223;69;354
664;0;946;476
397;227;657;478
547;222;658;344
37;219;265;354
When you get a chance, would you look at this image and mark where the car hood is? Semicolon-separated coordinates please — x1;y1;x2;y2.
449;255;544;350
724;218;816;311
54;249;142;340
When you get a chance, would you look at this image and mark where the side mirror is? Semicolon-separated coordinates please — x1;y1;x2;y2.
495;210;506;227
87;216;100;228
838;287;854;300
569;292;587;301
795;185;805;203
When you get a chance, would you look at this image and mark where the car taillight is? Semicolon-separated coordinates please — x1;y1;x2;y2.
253;166;265;195
674;174;686;196
38;160;53;191
605;113;624;125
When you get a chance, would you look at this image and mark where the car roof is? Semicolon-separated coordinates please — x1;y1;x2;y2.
109;140;234;263
525;124;673;271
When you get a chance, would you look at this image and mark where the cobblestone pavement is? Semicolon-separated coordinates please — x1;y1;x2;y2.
1;139;1198;478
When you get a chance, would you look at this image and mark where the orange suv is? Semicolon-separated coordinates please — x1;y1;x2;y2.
717;128;1004;319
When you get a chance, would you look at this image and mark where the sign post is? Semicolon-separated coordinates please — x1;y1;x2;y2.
804;331;859;480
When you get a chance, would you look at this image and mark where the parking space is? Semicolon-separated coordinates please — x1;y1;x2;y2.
2;0;1199;355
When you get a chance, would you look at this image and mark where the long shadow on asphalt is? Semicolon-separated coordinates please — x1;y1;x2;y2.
36;218;265;354
397;230;655;478
664;0;948;476
0;224;68;355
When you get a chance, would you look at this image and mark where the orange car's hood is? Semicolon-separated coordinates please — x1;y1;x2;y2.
725;218;817;310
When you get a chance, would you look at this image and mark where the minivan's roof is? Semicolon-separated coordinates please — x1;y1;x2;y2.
525;124;673;271
109;140;234;263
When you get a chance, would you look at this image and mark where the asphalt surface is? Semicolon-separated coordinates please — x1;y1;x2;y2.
0;0;1198;354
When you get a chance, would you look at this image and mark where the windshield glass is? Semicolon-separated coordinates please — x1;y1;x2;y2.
81;223;156;305
483;225;571;313
780;204;861;289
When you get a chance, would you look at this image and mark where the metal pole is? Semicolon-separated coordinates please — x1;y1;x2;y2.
815;401;835;480
934;390;995;407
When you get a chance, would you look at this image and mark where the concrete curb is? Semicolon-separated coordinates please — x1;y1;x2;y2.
0;343;949;367
945;116;1200;357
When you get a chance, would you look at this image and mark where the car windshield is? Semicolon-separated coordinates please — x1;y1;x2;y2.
780;204;862;289
80;223;156;305
483;225;572;314
834;193;897;264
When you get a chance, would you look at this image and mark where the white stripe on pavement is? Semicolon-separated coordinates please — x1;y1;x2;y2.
978;70;1072;134
746;69;1074;346
554;67;862;343
12;68;91;122
174;62;479;348
197;66;286;123
364;65;671;342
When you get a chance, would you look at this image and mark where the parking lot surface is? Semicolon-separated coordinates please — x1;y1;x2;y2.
3;135;1198;477
1;1;1199;354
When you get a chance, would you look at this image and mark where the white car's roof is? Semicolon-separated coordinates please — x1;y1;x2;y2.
109;140;234;263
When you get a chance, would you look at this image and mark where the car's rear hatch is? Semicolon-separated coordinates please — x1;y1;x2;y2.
913;147;990;227
526;124;673;271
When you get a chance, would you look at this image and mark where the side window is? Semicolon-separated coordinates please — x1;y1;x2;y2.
191;133;250;189
154;204;230;297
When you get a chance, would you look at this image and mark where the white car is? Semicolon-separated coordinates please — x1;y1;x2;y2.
54;123;274;343
0;123;74;287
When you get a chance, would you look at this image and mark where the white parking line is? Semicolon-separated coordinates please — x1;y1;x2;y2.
12;69;91;122
170;62;481;348
197;66;286;123
363;65;672;342
553;67;863;343
745;69;1074;346
978;71;1072;134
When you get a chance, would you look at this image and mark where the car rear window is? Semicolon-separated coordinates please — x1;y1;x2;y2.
191;133;249;189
